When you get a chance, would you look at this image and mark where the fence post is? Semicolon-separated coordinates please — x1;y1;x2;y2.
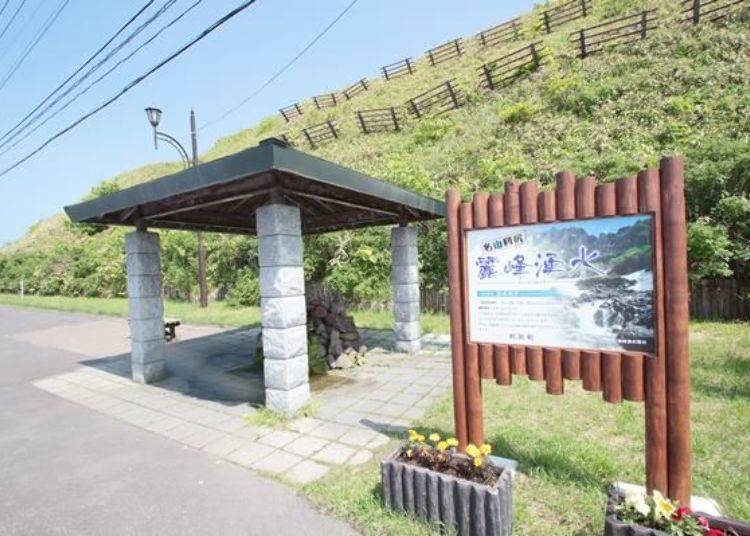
542;10;551;33
482;63;495;91
579;29;587;58
389;107;400;131
641;11;648;39
303;128;315;149
327;120;338;139
357;111;367;134
295;103;302;116
406;58;413;74
581;0;588;17
428;50;435;66
409;99;421;119
446;80;460;109
530;42;540;68
692;0;701;24
512;20;520;40
382;66;390;80
454;38;462;56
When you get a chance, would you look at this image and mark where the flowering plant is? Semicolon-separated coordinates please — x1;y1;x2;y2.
616;488;726;535
400;430;497;485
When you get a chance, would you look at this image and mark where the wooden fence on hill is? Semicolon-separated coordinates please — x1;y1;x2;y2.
279;103;303;122
426;38;464;66
382;58;414;80
342;78;369;100
476;18;521;48
355;107;401;134
571;9;659;58
407;79;465;118
478;41;545;90
313;92;337;109
541;0;591;34
681;0;746;23
302;120;339;148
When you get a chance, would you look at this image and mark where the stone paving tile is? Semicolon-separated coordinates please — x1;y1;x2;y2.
309;422;352;441
257;430;301;448
288;417;323;434
202;435;248;457
225;444;276;468
181;426;226;449
337;428;379;447
283;436;329;457
346;450;374;466
312;443;356;465
286;460;329;484
252;451;303;474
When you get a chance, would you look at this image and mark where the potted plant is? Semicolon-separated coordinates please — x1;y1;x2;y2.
605;487;750;535
381;430;513;536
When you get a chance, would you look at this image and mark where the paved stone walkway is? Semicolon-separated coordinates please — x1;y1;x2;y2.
32;323;451;484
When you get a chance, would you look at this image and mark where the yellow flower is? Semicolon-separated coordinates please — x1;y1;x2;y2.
414;434;425;443
446;438;459;447
437;441;448;452
473;457;482;467
465;444;480;458
652;490;676;519
480;443;492;456
429;433;441;443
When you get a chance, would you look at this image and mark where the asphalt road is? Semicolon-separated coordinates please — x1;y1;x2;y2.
0;306;356;536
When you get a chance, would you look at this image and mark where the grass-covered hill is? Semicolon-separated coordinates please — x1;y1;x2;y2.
1;0;749;305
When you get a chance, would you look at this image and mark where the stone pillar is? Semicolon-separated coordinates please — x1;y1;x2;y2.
125;229;167;383
257;203;310;415
392;225;421;353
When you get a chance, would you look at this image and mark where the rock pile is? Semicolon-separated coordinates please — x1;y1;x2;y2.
308;295;367;369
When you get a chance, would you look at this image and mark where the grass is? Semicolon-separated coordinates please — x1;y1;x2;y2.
303;321;750;535
0;293;449;333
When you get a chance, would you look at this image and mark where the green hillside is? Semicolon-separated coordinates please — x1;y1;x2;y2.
2;0;749;304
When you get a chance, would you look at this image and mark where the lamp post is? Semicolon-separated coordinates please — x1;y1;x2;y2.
145;106;208;308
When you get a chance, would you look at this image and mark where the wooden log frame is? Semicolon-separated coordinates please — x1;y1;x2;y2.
301;120;339;149
445;156;692;505
540;0;591;34
279;103;303;122
312;92;337;110
355;107;401;134
680;0;746;24
426;38;464;67
571;9;658;58
342;78;369;100
478;41;545;91
407;79;465;119
381;58;414;81
475;17;521;48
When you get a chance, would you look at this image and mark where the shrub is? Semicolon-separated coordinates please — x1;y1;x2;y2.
226;268;260;307
687;217;733;280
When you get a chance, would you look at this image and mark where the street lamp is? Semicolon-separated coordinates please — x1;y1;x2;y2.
144;106;207;307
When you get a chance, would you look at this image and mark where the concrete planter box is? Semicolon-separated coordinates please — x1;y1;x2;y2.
604;490;750;536
381;446;513;535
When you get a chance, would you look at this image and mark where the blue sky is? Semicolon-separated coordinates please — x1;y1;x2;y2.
0;0;535;246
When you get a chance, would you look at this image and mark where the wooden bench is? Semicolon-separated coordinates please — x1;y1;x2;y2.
164;318;181;342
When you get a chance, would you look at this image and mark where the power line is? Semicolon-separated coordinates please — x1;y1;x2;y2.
0;0;177;149
0;0;12;22
0;0;28;48
0;0;260;180
200;0;361;131
0;0;70;93
0;0;204;156
0;0;156;147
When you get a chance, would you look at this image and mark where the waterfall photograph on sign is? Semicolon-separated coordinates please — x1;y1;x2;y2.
466;214;655;353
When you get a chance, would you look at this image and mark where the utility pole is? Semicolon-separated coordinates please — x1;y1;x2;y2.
191;109;208;309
